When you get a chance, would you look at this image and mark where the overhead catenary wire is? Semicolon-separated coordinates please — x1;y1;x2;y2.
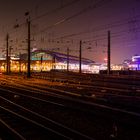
7;0;113;50
31;0;81;22
52;14;140;40
4;0;113;42
31;11;140;50
36;0;113;34
4;0;81;36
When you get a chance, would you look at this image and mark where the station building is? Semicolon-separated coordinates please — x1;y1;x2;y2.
127;55;140;70
0;49;95;73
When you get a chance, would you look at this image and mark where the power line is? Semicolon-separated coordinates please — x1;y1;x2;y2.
31;0;81;21
5;0;112;41
36;0;112;34
3;0;81;36
52;14;140;40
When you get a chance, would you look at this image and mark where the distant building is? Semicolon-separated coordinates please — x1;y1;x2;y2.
123;55;140;70
0;49;95;73
128;55;140;70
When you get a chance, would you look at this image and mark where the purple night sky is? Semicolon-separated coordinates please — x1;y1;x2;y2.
0;0;140;64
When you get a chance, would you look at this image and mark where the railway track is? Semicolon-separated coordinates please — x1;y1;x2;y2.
0;97;70;140
1;74;139;97
32;71;140;85
0;94;94;140
31;72;140;97
0;88;140;140
1;74;140;139
1;75;140;113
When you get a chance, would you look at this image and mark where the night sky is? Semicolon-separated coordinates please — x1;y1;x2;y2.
0;0;140;64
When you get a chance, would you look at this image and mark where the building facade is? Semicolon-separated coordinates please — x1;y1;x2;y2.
0;49;95;73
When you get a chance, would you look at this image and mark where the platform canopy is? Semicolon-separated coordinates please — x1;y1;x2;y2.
19;49;95;65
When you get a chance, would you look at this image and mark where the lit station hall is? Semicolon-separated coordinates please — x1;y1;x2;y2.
0;49;95;73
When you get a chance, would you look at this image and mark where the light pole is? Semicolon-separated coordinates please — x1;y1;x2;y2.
25;12;31;78
67;47;69;72
6;33;9;74
19;52;21;73
9;44;13;74
107;31;111;75
79;40;82;73
40;55;43;72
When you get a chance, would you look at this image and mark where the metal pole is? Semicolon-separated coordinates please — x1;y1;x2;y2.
52;56;55;70
27;18;31;78
6;33;9;74
79;40;82;73
19;52;21;73
9;46;12;74
67;47;69;72
107;31;111;74
41;55;43;72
